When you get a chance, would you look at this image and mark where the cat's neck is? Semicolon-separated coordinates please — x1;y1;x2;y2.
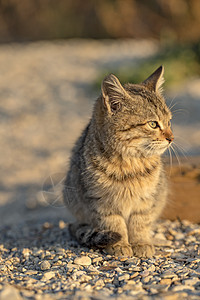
109;153;161;174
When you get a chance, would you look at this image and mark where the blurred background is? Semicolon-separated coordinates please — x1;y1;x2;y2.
0;0;200;226
0;0;200;42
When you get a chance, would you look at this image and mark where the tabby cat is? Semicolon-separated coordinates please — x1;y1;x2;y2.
63;66;174;257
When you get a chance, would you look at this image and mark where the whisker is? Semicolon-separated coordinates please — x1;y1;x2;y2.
168;97;175;109
173;140;188;152
172;109;189;118
172;108;188;113
173;142;188;160
174;135;190;147
169;102;179;111
167;146;173;176
171;143;181;170
168;96;178;110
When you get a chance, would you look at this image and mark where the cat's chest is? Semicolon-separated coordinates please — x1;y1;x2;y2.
96;171;160;221
114;177;157;213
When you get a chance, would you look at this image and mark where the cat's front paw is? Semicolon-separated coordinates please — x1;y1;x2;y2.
106;243;133;257
131;243;155;258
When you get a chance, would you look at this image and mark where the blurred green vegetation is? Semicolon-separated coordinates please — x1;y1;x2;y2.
94;41;200;89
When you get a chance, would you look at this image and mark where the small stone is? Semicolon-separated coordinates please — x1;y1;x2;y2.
22;248;31;258
132;266;142;272
42;271;55;281
115;267;123;272
132;282;143;291
124;257;140;265
92;257;103;263
118;274;130;281
172;285;195;292
130;272;139;279
85;284;92;291
147;265;156;272
40;260;51;270
95;279;104;286
146;284;169;292
177;271;189;279
0;265;6;271
25;270;38;275
154;233;166;240
127;280;137;285
74;256;91;266
182;278;199;285
21;290;35;298
140;270;149;277
0;285;22;300
160;278;172;285
161;292;188;300
42;222;53;229
79;274;92;282
175;233;185;240
186;228;200;236
59;220;66;229
161;271;176;279
166;234;174;241
142;276;151;283
194;267;200;274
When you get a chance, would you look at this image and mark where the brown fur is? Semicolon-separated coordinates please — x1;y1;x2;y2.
63;66;173;257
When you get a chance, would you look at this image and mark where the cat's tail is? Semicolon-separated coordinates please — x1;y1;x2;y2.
69;223;121;248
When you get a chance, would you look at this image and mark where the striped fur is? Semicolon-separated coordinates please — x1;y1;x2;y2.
63;66;173;257
69;223;121;248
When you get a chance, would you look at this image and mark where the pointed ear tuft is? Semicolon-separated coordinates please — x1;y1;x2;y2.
101;74;126;113
142;66;165;94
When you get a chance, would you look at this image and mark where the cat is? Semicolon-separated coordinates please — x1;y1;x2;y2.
63;66;174;258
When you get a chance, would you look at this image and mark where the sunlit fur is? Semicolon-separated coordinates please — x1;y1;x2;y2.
63;66;174;257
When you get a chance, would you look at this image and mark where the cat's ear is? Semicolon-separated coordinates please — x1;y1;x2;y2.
101;74;126;113
142;66;165;94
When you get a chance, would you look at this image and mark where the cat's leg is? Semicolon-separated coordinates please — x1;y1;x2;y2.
128;213;155;258
69;221;121;248
101;215;133;257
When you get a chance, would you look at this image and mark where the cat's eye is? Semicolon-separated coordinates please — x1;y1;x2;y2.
148;121;159;129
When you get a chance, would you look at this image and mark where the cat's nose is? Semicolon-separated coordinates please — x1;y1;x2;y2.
166;135;174;143
162;129;174;143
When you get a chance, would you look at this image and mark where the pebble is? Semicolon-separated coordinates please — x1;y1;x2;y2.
160;278;172;285
42;271;56;281
161;271;177;279
172;285;195;292
147;284;169;293
140;270;150;277
25;270;38;275
182;278;199;285
0;216;200;299
0;265;6;272
175;233;185;240
0;285;22;300
74;256;92;266
118;274;130;281
142;276;151;283
40;260;51;270
130;272;139;279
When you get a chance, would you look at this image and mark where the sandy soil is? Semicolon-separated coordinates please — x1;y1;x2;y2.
163;157;200;223
0;39;199;227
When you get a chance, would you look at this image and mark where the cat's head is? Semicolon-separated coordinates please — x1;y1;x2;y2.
98;66;173;157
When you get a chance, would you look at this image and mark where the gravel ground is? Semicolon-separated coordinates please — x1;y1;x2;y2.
0;219;200;299
0;39;200;299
